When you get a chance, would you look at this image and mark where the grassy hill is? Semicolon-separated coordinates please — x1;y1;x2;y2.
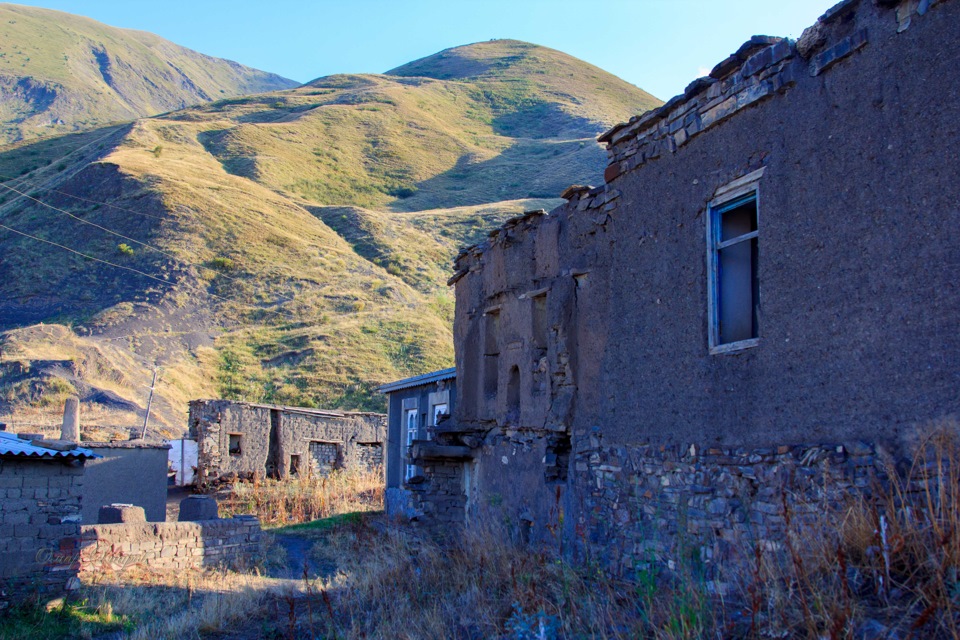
0;3;297;144
0;37;661;437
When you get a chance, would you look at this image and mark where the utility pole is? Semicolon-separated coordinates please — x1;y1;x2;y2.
139;367;159;440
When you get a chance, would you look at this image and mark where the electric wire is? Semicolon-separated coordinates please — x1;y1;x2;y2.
0;221;297;323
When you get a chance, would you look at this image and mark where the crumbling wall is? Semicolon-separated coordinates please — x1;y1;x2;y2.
189;400;386;485
0;458;84;604
78;516;262;574
419;0;960;572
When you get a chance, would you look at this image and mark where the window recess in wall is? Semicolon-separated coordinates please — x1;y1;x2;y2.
707;174;761;354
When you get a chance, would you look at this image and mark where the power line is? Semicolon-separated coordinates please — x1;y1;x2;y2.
0;182;184;261
0;221;176;287
0;174;171;223
0;181;250;286
0;221;296;322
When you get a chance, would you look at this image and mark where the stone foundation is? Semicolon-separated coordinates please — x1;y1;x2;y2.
568;433;896;586
78;516;263;575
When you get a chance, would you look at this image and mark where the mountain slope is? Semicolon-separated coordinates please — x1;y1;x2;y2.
0;3;297;144
0;40;661;437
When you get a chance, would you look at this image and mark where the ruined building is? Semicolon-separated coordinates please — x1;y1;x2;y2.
410;0;960;577
189;400;386;484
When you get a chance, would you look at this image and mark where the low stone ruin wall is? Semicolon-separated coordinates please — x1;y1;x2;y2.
78;515;263;574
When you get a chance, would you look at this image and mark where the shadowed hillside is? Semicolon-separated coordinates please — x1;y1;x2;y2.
0;38;661;436
0;4;297;144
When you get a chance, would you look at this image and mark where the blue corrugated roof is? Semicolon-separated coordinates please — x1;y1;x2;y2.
0;431;99;459
378;367;456;394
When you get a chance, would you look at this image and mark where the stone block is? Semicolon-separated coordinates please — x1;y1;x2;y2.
97;504;147;524
179;495;219;522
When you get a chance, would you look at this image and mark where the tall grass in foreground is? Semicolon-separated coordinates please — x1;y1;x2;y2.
218;466;384;527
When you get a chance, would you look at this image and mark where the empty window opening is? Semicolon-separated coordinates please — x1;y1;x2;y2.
544;434;571;484
709;193;759;350
483;355;498;401
506;365;521;424
228;433;242;456
532;293;548;350
483;309;500;356
289;454;301;476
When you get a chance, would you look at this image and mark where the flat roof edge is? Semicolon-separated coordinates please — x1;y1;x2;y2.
378;367;456;394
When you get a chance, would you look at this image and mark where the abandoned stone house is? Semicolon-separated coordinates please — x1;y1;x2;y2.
189;399;386;484
379;367;456;517
0;430;98;604
411;0;960;577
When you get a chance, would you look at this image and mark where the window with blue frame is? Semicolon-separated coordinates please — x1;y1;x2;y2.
708;191;759;352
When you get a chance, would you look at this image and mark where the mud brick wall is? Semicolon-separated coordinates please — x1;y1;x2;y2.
78;516;262;574
0;458;84;604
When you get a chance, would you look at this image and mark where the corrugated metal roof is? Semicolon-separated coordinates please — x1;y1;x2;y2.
0;431;99;460
377;367;456;394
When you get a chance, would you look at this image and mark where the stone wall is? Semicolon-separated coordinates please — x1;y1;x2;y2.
189;399;385;485
355;442;383;471
410;459;467;527
78;516;262;574
569;433;893;587
0;458;84;604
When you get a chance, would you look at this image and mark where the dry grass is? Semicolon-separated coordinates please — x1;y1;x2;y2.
80;562;301;640
9;428;960;638
219;466;384;528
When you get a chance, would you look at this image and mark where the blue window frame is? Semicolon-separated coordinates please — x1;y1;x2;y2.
707;190;760;353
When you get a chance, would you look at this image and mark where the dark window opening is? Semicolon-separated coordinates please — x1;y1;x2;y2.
483;309;501;403
228;434;242;456
506;365;521;424
544;434;571;484
484;310;500;356
484;355;498;401
710;194;759;349
532;293;548;351
289;454;301;475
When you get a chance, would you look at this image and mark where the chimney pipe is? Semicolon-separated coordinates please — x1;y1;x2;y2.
61;396;80;442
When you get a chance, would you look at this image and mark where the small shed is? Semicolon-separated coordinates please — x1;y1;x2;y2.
0;430;98;604
378;367;456;518
81;441;170;523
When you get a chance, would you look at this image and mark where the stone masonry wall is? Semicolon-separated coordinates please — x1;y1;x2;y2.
410;460;466;526
78;516;262;575
189;399;386;486
0;459;84;604
569;431;897;588
355;442;383;471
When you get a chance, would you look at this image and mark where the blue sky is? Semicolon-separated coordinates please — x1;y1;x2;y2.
11;0;838;100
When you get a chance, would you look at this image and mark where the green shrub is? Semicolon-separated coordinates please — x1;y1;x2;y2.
116;243;134;256
209;256;235;272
